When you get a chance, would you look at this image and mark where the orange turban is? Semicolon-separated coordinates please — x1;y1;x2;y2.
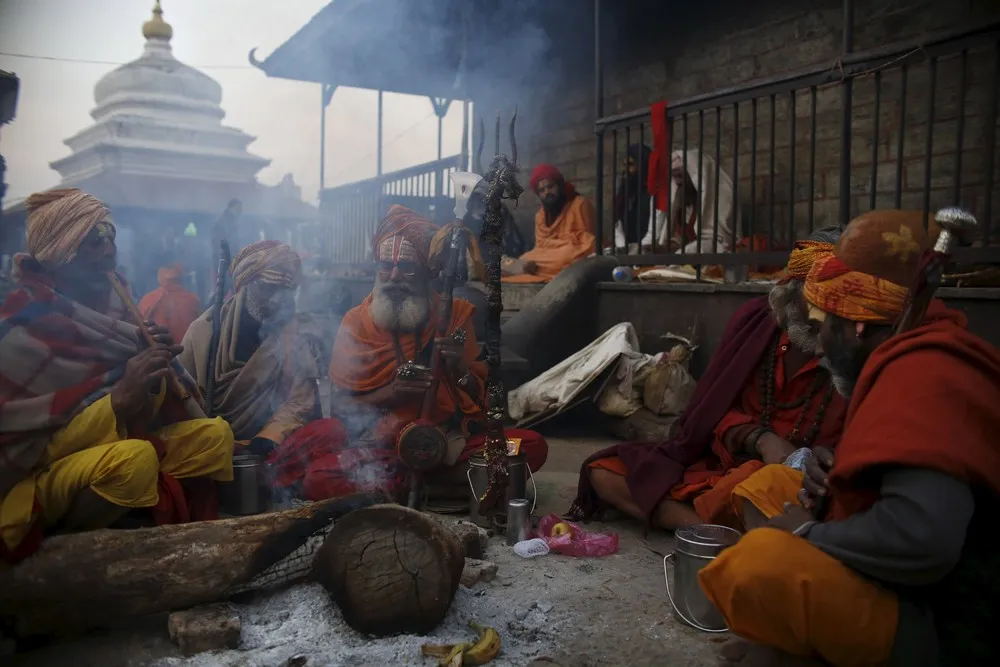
230;240;302;292
803;210;932;324
25;188;111;270
780;240;836;283
372;205;440;267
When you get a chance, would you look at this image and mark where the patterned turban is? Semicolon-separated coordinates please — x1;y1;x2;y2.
230;240;302;292
25;188;112;270
372;205;440;267
803;210;932;324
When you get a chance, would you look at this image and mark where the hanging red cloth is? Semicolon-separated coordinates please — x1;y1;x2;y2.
647;100;671;212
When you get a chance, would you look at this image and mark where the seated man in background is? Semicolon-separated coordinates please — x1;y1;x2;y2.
502;164;596;283
0;189;233;562
699;210;1000;667
569;227;846;529
290;206;547;503
139;261;201;344
180;240;324;462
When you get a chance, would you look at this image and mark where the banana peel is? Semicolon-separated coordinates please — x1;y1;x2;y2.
420;622;501;666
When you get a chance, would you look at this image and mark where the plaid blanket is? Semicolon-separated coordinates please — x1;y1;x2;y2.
0;254;195;498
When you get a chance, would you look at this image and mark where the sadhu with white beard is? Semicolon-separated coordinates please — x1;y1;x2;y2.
179;241;324;461
291;206;547;503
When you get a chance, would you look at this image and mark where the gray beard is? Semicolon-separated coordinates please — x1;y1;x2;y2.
371;285;429;333
819;357;855;398
769;280;818;354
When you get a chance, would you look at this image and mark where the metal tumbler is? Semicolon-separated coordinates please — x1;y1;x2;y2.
506;498;532;546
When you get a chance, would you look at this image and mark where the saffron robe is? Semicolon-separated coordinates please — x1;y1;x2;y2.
503;194;597;284
138;265;201;344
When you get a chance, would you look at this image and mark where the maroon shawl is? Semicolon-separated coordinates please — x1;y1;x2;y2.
569;296;778;518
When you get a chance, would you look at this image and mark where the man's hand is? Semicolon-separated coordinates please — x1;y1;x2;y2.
144;320;181;353
756;432;797;465
111;345;176;420
764;502;815;534
523;260;538;275
391;365;433;401
247;437;278;458
435;336;465;376
798;446;835;513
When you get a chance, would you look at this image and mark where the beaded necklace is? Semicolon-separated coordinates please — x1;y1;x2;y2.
756;333;836;448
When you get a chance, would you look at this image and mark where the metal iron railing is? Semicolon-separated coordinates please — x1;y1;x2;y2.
594;20;1000;278
318;154;465;263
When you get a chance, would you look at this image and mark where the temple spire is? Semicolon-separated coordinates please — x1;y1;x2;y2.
142;1;173;42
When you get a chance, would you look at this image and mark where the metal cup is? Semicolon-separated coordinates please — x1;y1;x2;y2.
506;498;532;546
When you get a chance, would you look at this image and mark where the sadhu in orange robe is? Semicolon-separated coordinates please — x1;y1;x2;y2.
138;263;201;344
589;325;846;526
503;165;597;284
278;293;548;502
699;303;1000;666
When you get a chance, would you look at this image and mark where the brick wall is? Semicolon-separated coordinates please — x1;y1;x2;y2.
479;0;1000;246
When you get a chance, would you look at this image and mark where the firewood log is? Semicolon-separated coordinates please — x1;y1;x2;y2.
0;493;385;637
313;504;466;637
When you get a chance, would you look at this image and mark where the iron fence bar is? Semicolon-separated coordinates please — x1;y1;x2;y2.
788;91;796;246
637;122;645;251
696;110;704;280
809;87;817;230
894;65;908;209
626;251;792;266
768;94;776;250
714;107;722;254
953;51;968;205
666;115;675;249
594;0;605;252
731;102;739;251
982;41;1000;244
750;98;758;242
681;113;689;256
870;71;881;211
840;0;854;226
625;124;632;251
611;130;618;251
921;58;938;229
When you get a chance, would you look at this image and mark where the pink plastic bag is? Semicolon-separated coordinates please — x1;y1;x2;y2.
534;513;619;557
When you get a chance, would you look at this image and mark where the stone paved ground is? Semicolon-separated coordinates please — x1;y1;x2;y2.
12;436;722;667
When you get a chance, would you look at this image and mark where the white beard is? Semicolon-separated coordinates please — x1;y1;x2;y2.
371;283;430;333
769;280;818;354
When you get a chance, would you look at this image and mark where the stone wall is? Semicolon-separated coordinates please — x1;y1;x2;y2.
482;0;1000;245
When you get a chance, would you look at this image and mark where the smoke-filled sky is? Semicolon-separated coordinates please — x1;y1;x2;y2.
0;0;467;205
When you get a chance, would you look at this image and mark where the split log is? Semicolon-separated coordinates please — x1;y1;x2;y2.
0;493;385;637
313;504;465;637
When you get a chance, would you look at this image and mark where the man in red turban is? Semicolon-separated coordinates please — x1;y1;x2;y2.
502;164;597;283
280;206;547;504
698;210;1000;667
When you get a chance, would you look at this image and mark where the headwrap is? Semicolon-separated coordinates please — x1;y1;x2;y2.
230;240;302;293
157;263;185;289
24;188;112;271
372;205;440;267
781;240;836;283
803;210;931;324
529;164;576;198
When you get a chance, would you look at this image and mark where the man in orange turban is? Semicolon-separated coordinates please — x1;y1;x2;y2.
0;188;233;563
138;262;201;344
285;205;547;504
502;164;597;283
180;241;326;482
573;227;846;530
698;210;1000;666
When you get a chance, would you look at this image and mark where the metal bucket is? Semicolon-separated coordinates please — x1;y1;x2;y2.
662;524;741;632
220;453;272;516
466;453;537;529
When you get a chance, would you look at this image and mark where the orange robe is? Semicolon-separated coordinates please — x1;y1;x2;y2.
283;293;547;502
591;331;846;525
138;266;201;344
698;303;1000;666
503;194;597;283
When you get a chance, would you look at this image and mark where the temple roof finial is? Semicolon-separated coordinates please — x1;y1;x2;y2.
142;1;173;42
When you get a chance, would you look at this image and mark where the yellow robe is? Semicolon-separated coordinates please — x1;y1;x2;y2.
0;388;233;552
697;464;899;666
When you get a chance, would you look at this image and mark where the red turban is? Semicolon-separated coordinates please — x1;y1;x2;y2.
529;164;576;198
372;205;440;267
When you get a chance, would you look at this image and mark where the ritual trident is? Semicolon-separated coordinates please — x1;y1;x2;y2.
450;111;522;520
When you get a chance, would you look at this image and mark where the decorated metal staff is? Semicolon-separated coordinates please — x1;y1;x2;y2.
204;239;231;416
451;111;523;520
894;207;977;335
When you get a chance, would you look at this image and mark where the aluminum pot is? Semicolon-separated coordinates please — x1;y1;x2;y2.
466;453;536;529
220;452;272;516
662;524;741;632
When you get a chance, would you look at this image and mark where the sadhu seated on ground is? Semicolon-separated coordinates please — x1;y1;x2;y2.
282;206;548;504
501;164;596;283
0;189;234;563
568;226;847;529
180;241;325;464
138;261;201;344
698;210;1000;667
